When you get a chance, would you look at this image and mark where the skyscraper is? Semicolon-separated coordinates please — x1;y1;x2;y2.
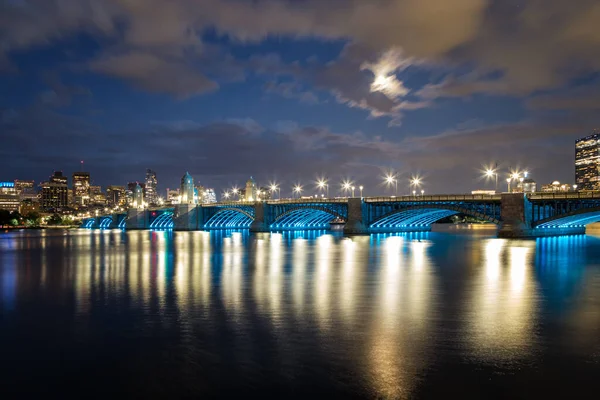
145;169;158;205
576;131;600;191
72;172;90;205
41;171;68;210
50;171;68;185
180;172;195;204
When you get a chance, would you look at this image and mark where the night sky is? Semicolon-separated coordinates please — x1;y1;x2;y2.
2;0;599;196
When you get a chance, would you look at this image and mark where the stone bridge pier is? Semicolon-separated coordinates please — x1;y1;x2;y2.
498;193;585;238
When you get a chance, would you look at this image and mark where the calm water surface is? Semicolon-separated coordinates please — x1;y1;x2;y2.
1;229;599;398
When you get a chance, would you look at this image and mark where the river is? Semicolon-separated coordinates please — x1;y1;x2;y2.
1;229;599;398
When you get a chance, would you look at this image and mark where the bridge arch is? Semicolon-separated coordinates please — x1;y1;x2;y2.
534;207;600;229
204;208;254;229
369;205;500;231
149;211;174;230
99;216;113;229
271;206;344;230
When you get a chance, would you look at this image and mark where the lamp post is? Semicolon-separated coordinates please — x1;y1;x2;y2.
421;189;424;196
410;177;422;196
506;178;512;192
342;181;352;197
317;179;329;198
485;168;498;192
270;184;280;200
359;185;364;198
351;186;356;197
412;190;416;197
293;185;303;199
385;174;397;196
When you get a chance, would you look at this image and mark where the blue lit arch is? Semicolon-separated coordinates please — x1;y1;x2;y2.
370;205;500;231
149;211;174;230
204;208;254;229
271;206;344;230
118;215;127;229
99;216;113;229
535;207;600;229
83;218;96;229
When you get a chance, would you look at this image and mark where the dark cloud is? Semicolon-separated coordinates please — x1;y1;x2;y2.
89;51;218;98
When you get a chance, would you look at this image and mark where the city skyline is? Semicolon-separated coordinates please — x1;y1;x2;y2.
2;1;600;194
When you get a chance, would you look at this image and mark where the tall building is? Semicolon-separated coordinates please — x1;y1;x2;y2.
0;182;20;211
245;176;257;201
180;172;195;204
106;186;126;207
575;131;600;190
72;172;90;205
145;169;158;205
50;171;68;185
40;171;68;211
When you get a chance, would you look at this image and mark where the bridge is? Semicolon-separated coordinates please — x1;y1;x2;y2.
80;192;600;238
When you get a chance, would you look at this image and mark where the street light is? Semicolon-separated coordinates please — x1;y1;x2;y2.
232;187;239;200
506;178;512;192
351;186;356;197
412;190;416;197
293;184;303;198
485;168;498;192
384;174;398;196
342;181;352;197
270;183;280;200
421;189;424;196
359;185;364;198
223;191;231;200
573;184;578;191
410;177;422;195
317;179;329;198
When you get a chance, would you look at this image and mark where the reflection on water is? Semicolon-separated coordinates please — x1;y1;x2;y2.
468;239;538;361
1;230;599;398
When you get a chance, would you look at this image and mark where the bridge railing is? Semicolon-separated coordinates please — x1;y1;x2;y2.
201;201;256;207
528;192;600;200
364;194;502;202
266;198;349;205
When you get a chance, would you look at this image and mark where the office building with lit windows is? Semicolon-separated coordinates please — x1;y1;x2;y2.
0;182;20;211
107;186;126;207
575;131;600;190
72;172;91;205
14;180;36;201
41;171;68;210
145;169;158;205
